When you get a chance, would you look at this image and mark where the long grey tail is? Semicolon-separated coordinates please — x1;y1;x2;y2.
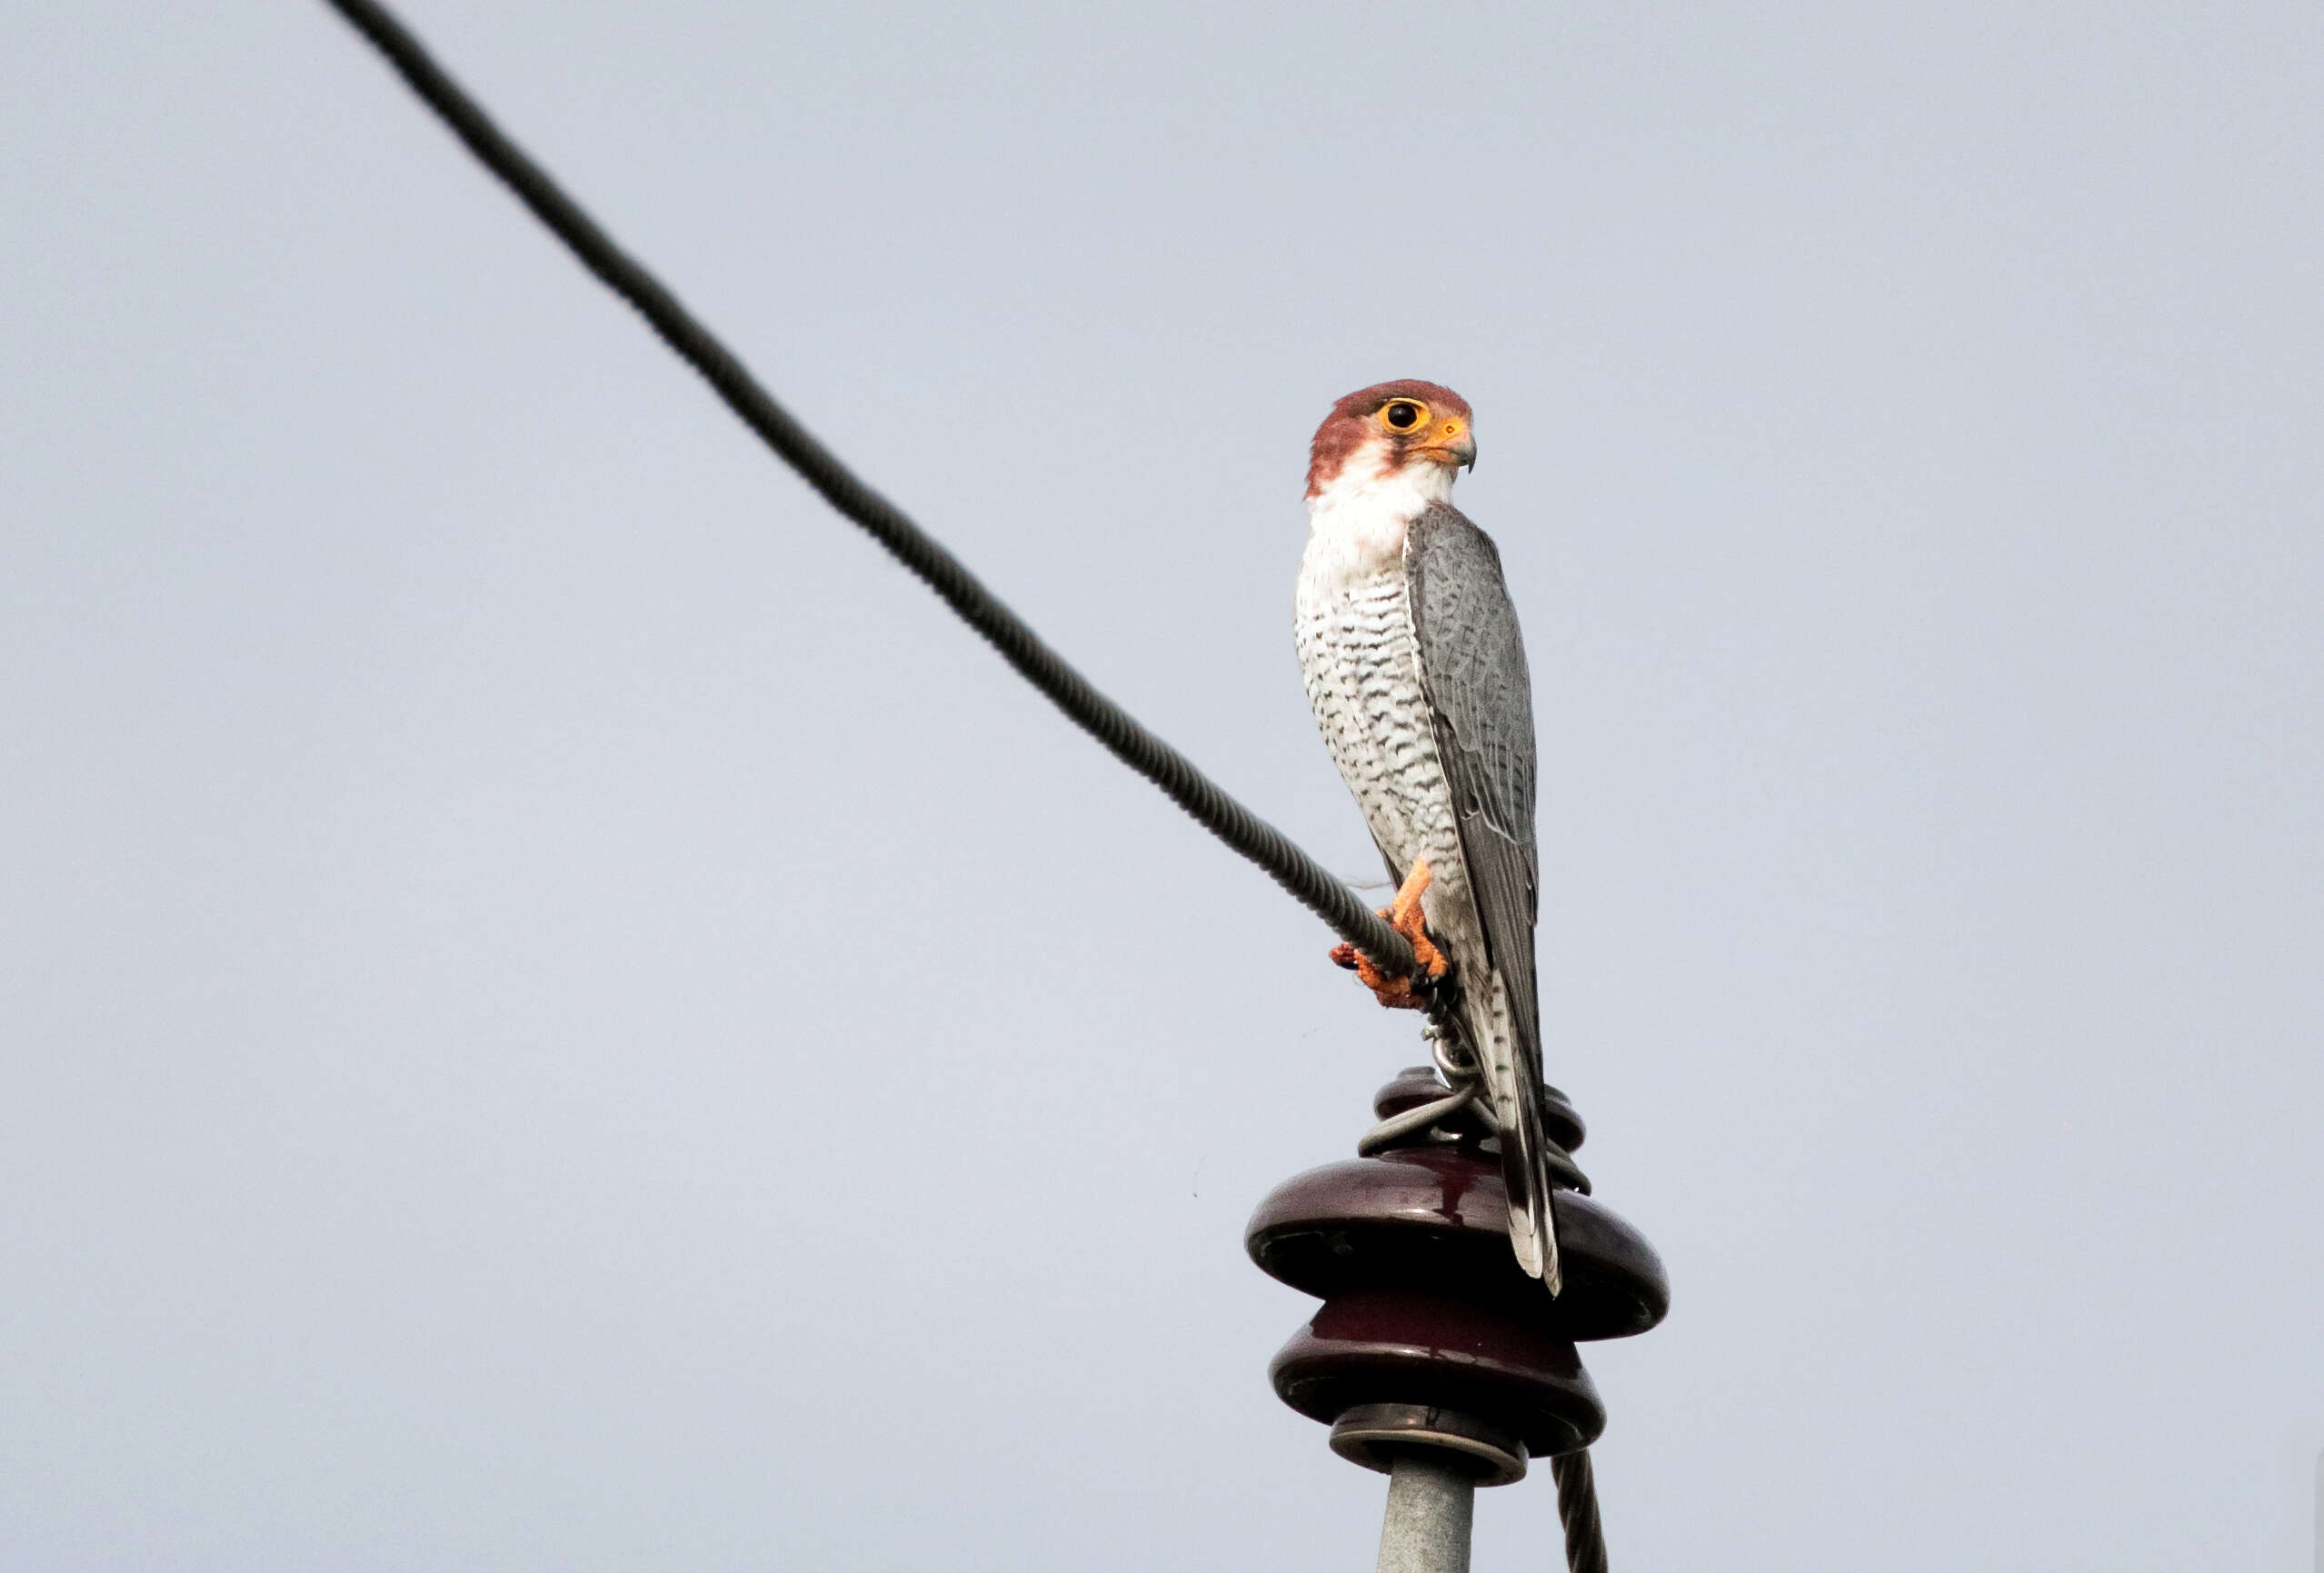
1498;1046;1563;1295
1442;997;1562;1295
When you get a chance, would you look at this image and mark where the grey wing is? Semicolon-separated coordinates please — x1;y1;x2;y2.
1405;502;1561;1287
1405;503;1541;1050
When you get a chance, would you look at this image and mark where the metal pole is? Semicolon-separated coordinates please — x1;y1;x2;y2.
1376;1453;1474;1573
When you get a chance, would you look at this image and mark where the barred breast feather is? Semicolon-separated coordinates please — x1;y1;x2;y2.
1292;556;1463;896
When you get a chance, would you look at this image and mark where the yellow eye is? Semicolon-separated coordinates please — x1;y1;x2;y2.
1380;399;1429;432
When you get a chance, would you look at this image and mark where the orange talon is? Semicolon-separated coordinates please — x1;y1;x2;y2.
1327;858;1450;1011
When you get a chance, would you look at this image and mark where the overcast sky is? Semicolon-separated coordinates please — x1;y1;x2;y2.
5;4;2322;1569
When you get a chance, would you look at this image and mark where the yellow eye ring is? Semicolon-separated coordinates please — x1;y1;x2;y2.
1379;399;1429;433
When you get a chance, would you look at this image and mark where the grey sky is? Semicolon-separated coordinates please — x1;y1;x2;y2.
5;3;2321;1568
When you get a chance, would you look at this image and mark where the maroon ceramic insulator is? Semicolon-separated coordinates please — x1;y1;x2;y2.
1249;1071;1670;1340
1270;1287;1605;1468
1248;1067;1670;1485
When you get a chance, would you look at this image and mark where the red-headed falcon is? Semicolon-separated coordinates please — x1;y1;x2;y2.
1294;380;1562;1293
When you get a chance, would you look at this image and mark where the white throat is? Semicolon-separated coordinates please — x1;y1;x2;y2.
1303;444;1456;588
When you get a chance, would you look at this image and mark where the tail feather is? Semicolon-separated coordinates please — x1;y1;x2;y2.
1465;978;1562;1293
1497;1045;1562;1294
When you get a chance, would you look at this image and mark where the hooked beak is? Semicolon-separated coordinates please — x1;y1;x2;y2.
1419;418;1476;473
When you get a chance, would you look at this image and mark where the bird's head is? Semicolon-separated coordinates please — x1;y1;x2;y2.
1305;380;1476;501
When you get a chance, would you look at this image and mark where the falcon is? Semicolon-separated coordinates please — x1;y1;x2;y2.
1294;380;1562;1292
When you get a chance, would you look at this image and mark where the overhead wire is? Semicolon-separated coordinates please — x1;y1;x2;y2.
1551;1450;1610;1573
314;5;1624;1568
315;0;1415;981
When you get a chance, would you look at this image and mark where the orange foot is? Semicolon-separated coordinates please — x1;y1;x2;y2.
1328;859;1452;1011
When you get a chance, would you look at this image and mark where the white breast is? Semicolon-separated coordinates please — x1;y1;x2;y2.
1293;457;1470;921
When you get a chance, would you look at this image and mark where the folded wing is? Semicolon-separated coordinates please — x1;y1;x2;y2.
1405;503;1560;1289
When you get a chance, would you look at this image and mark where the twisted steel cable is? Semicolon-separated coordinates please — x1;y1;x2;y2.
314;6;1633;1566
316;0;1414;980
1552;1450;1610;1573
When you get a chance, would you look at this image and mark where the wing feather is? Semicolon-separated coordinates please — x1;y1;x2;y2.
1405;503;1561;1288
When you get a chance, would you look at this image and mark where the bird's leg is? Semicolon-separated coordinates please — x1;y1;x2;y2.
1328;859;1452;1010
1381;860;1451;981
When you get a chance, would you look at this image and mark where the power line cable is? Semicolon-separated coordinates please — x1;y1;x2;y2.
315;7;1618;1568
1552;1450;1610;1573
315;0;1415;979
